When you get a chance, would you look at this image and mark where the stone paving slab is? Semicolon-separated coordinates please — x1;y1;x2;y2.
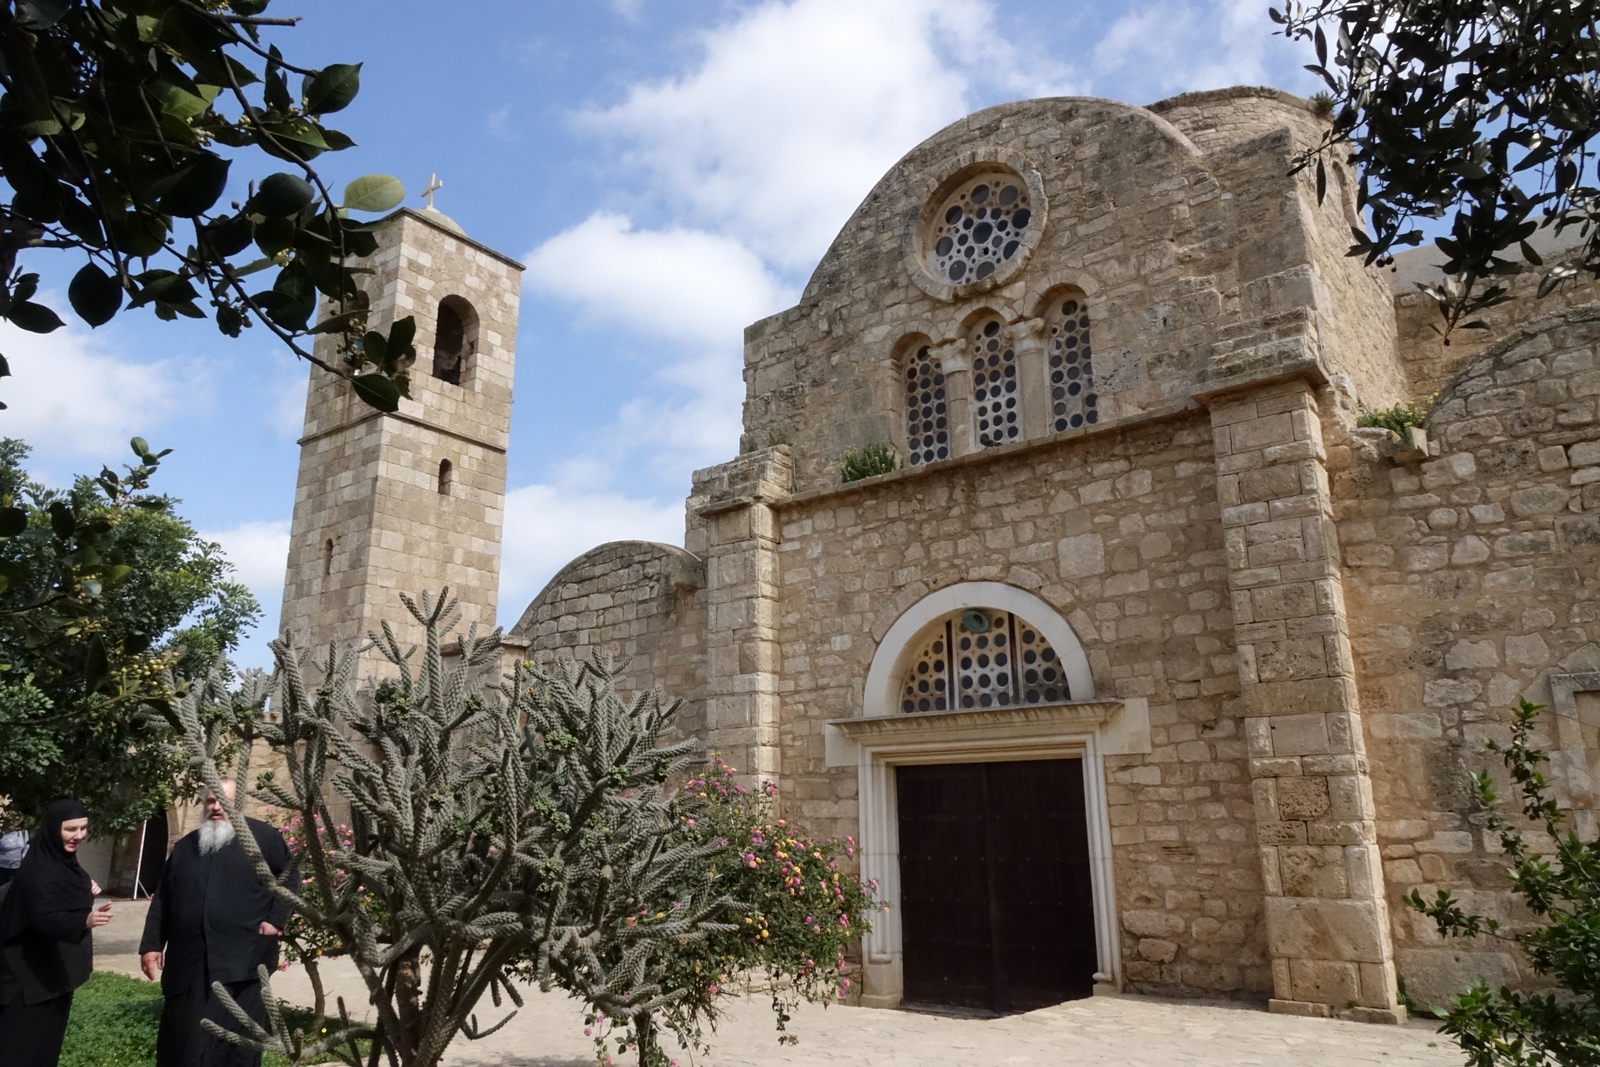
92;901;1461;1067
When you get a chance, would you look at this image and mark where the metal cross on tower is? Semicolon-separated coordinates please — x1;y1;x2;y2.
422;173;444;210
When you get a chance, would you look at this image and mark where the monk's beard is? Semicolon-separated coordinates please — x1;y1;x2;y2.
198;818;236;854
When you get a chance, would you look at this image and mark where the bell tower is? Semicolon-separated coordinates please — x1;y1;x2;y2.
279;206;523;668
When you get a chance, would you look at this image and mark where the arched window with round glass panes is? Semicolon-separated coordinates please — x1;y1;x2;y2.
899;608;1071;714
901;339;950;466
1044;291;1098;432
969;315;1020;449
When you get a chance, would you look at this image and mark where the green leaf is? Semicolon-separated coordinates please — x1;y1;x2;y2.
0;507;28;537
201;215;255;257
250;173;316;217
8;301;64;334
47;502;74;540
351;372;402;413
302;63;362;115
342;175;405;214
130;437;150;458
254;216;297;257
68;263;122;328
84;636;109;694
388;316;417;355
361;330;387;367
15;0;73;28
156;155;232;217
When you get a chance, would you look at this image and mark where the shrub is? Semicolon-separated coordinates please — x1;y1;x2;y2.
840;443;899;483
1402;699;1600;1066
62;971;350;1067
1357;395;1435;436
568;758;881;1064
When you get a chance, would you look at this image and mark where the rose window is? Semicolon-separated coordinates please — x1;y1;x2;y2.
926;172;1033;285
970;316;1020;448
1046;295;1098;432
899;609;1069;714
904;343;950;466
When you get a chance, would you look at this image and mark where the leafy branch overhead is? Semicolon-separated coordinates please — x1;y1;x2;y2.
0;0;416;412
1274;0;1600;335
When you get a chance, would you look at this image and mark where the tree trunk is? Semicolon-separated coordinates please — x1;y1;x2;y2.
394;949;425;1067
304;957;326;1020
633;1010;663;1067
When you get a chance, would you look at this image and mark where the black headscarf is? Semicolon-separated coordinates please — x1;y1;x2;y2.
0;798;95;1004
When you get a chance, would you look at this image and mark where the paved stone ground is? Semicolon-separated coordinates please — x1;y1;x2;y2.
93;900;1461;1067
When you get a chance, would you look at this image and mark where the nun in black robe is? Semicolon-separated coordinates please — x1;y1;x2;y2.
139;814;298;1067
0;799;102;1066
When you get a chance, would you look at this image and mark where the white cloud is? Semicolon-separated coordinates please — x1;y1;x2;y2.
202;519;291;669
524;212;788;346
1092;0;1315;101
0;318;186;459
498;483;683;617
585;0;1076;268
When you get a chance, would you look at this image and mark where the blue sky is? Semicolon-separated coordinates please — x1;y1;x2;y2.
0;0;1319;667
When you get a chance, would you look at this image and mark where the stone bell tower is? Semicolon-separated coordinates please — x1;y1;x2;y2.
279;205;523;671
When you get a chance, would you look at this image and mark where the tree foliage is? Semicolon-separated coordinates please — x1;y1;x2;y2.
0;435;258;831
0;0;417;413
1403;699;1600;1066
1274;0;1600;334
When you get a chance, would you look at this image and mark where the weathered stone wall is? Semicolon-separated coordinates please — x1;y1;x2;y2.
281;209;521;671
769;412;1271;999
1390;245;1600;402
1152;89;1403;413
738;89;1396;503
501;88;1600;1016
505;541;708;741
1335;306;1600;1006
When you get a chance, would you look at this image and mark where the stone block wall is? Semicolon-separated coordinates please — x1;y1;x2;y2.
1336;306;1600;1006
281;209;522;672
770;413;1272;998
505;540;707;742
738;89;1396;503
1209;378;1400;1021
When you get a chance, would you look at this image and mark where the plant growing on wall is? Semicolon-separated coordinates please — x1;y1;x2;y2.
1402;698;1600;1066
840;443;899;483
1356;395;1435;437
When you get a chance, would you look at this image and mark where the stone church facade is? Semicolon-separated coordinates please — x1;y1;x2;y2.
282;88;1600;1023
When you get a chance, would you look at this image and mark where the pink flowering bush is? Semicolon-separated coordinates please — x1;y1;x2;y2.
578;757;880;1065
275;812;380;1019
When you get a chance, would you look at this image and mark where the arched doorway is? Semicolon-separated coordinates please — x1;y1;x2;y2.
835;582;1125;1011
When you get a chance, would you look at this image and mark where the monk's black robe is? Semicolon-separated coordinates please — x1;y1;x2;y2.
139;818;299;1067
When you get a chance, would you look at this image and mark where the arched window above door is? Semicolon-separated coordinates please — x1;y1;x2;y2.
899;607;1071;714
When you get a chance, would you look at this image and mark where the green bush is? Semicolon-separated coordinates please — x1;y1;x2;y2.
62;970;349;1067
564;758;881;1065
840;443;899;483
1356;395;1435;436
61;972;161;1067
1402;699;1600;1066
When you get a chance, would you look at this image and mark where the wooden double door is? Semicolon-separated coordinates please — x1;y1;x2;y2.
896;758;1098;1012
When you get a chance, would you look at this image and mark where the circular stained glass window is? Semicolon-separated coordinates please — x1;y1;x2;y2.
925;171;1032;286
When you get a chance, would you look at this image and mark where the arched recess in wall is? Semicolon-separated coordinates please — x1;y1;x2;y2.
862;582;1094;719
438;459;454;496
432;295;479;386
895;334;950;467
1036;285;1099;433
